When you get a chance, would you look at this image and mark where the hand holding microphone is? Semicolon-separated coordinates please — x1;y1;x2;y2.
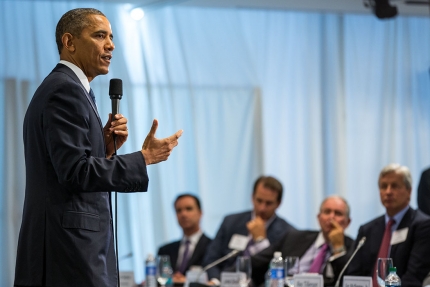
104;79;128;157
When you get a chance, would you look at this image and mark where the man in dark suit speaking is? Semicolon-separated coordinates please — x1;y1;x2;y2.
14;8;182;287
158;194;212;283
347;163;430;287
250;195;354;287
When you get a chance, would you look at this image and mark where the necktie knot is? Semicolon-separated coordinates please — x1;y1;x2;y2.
387;218;395;229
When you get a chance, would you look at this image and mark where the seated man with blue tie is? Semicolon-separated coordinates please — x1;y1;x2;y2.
250;195;355;287
347;163;430;287
157;194;212;283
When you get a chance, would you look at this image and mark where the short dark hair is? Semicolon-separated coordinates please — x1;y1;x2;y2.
252;176;283;203
174;193;202;211
55;8;105;54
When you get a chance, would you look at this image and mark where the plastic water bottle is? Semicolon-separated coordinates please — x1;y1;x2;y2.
270;251;284;287
145;253;157;287
385;267;401;286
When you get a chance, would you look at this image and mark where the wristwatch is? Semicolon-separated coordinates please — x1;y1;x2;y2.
255;236;265;243
333;245;346;253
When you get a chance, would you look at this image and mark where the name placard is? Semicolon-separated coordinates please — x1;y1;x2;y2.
220;271;245;287
119;271;136;287
294;274;323;287
185;269;208;287
342;275;372;287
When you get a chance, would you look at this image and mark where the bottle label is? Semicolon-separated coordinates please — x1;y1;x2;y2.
146;265;156;276
270;268;284;279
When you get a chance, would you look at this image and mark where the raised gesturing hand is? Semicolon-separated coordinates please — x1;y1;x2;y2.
141;119;183;165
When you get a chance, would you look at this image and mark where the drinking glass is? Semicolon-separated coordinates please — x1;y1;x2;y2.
376;258;393;287
284;256;300;287
157;255;173;287
236;256;252;287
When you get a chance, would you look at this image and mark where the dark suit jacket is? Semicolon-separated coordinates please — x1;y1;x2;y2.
418;168;430;216
14;64;149;287
347;207;430;287
157;233;212;273
251;229;355;287
202;210;295;280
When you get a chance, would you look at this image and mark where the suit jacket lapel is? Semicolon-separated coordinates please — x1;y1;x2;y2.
188;234;208;268
170;241;180;270
370;216;386;262
390;207;413;257
54;64;103;130
238;212;252;235
287;231;318;257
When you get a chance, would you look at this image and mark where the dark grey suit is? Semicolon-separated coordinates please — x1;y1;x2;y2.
347;207;430;287
14;64;149;286
157;233;212;273
418;167;430;216
251;229;355;287
202;210;295;280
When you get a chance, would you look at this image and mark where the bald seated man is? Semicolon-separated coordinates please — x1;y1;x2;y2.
251;195;354;287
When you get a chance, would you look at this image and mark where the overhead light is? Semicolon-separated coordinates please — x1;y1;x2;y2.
130;7;145;21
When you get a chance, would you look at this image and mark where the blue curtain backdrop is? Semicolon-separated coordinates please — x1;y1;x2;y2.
1;0;430;285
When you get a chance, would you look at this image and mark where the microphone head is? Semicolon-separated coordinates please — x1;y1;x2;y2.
109;78;123;99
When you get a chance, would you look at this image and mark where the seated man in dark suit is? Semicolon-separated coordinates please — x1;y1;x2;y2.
202;176;296;284
158;194;212;283
417;167;430;216
250;195;354;287
347;163;430;287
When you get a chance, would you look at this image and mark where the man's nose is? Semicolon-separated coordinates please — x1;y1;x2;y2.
385;185;393;193
106;38;115;51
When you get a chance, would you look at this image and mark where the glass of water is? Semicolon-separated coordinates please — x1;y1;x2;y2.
376;258;393;287
284;256;300;287
236;256;252;287
157;255;173;287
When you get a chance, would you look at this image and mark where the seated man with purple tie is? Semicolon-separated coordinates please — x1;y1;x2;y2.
157;194;212;283
347;163;430;287
250;195;355;287
202;176;296;285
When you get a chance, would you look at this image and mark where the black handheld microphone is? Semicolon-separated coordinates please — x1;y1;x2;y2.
109;78;123;123
334;236;367;287
109;79;123;287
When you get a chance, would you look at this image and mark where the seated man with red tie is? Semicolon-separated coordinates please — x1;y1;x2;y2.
347;163;430;287
157;194;212;283
250;195;355;287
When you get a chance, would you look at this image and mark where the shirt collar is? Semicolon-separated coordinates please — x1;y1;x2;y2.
182;229;203;245
385;205;410;226
314;232;326;248
59;60;90;93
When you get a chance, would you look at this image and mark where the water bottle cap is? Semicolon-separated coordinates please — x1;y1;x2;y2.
274;251;282;258
389;267;397;272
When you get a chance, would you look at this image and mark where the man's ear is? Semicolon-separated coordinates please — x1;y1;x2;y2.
62;33;75;52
